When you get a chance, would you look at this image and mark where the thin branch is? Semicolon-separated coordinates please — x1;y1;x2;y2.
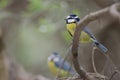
92;47;98;73
109;71;117;80
110;2;120;21
71;7;109;80
71;2;120;80
109;69;120;80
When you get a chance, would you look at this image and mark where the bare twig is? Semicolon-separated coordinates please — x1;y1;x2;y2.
109;69;120;80
71;2;120;80
110;2;120;21
92;47;98;73
71;7;109;80
109;70;117;80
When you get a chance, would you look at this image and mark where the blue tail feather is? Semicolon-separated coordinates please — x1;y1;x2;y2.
94;40;108;53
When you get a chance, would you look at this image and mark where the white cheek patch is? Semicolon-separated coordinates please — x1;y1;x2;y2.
68;19;76;23
54;57;60;62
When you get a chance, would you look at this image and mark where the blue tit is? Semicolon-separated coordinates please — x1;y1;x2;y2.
64;14;108;53
48;52;75;77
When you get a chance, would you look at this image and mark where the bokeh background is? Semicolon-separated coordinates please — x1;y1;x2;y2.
0;0;120;79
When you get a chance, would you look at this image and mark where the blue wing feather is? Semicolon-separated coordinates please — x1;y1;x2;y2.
54;58;75;74
83;27;108;53
83;27;96;40
54;58;71;71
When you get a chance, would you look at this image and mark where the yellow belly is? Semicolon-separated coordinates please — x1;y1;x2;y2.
48;61;69;77
66;23;92;43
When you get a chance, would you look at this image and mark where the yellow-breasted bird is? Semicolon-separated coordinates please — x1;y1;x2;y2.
48;52;75;77
65;14;108;53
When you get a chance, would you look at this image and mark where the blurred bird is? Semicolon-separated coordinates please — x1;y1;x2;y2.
64;14;108;53
48;52;75;77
